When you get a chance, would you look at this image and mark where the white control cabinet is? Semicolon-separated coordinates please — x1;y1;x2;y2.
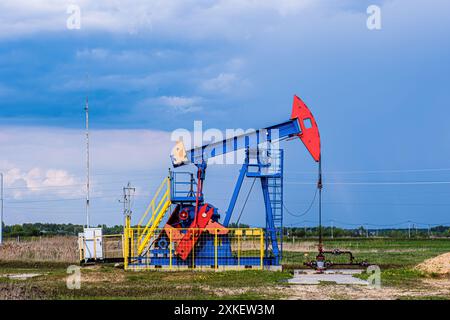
79;227;103;260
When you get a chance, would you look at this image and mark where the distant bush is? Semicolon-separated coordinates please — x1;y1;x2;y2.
1;222;123;237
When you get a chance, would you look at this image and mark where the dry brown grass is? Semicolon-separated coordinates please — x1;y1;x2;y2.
0;236;78;263
0;282;47;300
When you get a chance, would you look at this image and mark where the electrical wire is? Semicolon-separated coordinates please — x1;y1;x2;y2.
235;178;256;225
283;188;318;218
285;181;450;185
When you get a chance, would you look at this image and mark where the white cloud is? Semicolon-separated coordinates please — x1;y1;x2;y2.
135;95;204;114
0;126;173;188
201;73;250;94
4;166;81;199
0;0;322;39
0;126;175;223
157;96;203;113
1;0;449;41
202;73;236;92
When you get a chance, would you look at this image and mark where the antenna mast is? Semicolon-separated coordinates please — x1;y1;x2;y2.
85;95;90;227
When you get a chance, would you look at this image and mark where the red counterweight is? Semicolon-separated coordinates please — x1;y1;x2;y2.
175;204;215;260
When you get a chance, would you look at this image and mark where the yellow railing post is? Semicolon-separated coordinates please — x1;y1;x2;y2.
192;229;195;269
123;234;128;270
131;229;134;263
169;229;173;271
146;237;150;270
260;229;264;270
167;176;171;198
214;229;218;270
237;230;240;267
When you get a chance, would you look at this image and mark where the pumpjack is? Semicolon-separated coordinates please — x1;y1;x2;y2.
125;95;321;270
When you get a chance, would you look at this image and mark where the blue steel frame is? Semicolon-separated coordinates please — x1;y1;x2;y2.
223;148;284;265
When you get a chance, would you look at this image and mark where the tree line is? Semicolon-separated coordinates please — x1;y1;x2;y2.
1;222;123;237
1;222;449;238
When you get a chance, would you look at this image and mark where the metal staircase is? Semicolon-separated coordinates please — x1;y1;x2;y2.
266;149;284;259
245;148;284;261
136;177;172;255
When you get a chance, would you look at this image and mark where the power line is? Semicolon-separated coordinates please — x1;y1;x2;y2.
286;181;450;186
286;219;450;228
286;168;450;175
4;195;119;204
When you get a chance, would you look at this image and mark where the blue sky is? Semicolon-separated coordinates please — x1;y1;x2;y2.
0;0;450;229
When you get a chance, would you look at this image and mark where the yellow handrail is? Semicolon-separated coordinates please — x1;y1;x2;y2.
136;178;172;255
137;197;171;255
138;190;170;244
137;177;170;227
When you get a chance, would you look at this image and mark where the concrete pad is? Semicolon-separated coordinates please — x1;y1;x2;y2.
288;269;369;285
2;273;42;280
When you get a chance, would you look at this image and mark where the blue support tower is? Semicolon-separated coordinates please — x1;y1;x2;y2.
223;148;284;265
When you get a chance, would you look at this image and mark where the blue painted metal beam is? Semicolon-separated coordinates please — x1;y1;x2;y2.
223;162;248;227
186;119;300;165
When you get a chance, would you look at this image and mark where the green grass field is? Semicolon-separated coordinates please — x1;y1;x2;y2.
284;238;450;268
1;238;449;300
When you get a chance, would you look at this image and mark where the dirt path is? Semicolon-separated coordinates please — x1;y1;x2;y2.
284;278;450;300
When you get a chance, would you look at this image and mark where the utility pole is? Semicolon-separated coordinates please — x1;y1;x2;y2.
408;221;411;239
331;219;334;239
0;173;3;245
85;95;90;228
120;182;135;226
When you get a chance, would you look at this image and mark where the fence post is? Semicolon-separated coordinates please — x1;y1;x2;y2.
260;229;264;270
237;230;240;267
123;234;128;270
169;229;173;271
192;229;195;269
146;237;150;270
215;229;218;271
